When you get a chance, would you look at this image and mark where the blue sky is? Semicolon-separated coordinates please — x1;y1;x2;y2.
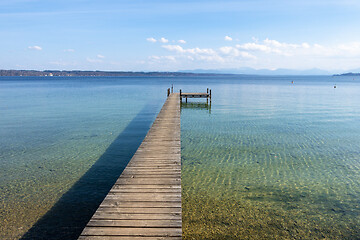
1;0;360;72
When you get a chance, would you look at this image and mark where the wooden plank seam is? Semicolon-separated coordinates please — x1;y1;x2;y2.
79;93;181;239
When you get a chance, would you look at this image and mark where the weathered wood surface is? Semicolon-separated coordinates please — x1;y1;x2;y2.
79;93;181;240
180;92;209;98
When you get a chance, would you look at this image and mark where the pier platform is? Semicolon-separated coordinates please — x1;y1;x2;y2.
79;93;181;240
179;88;211;103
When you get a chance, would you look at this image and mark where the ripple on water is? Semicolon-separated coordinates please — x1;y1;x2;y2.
181;86;360;239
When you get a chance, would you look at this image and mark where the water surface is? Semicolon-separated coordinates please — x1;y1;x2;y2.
181;76;360;239
0;77;166;239
1;76;359;239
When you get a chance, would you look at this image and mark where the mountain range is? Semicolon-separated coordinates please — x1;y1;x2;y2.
179;68;360;75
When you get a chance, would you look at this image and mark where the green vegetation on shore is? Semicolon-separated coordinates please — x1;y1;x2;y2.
0;70;231;77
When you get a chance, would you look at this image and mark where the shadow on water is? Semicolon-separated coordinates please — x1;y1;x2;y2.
21;102;161;240
180;102;211;114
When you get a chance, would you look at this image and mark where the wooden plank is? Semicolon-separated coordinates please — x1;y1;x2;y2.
115;178;180;185
87;219;182;227
92;213;181;220
103;196;180;202
122;170;180;173
79;93;181;239
97;208;181;214
81;227;182;237
121;169;181;172
119;175;181;179
120;171;181;175
180;93;209;98
109;189;180;193
100;200;181;208
105;193;181;200
79;237;181;240
108;191;181;195
126;162;180;167
111;185;181;189
121;169;181;174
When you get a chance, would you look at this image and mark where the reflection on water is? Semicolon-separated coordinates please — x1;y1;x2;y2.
181;102;211;114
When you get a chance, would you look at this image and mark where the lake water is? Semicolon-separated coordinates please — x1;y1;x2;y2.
0;76;359;239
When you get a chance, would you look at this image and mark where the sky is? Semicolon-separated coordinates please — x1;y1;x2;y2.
1;0;360;72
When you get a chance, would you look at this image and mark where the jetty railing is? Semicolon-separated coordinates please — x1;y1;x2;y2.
179;88;211;103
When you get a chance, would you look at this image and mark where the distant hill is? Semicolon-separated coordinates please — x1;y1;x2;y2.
334;72;360;76
2;69;358;77
180;68;333;75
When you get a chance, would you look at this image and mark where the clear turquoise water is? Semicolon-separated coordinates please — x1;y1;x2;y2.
180;76;360;239
0;76;359;239
0;77;167;239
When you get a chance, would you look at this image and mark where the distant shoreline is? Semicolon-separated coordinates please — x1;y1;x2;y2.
1;69;356;77
333;72;360;77
0;70;236;77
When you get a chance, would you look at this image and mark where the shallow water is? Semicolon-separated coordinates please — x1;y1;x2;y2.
0;77;166;239
181;76;360;239
1;76;359;239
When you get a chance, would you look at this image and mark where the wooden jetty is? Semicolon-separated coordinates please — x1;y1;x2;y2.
179;88;211;103
79;93;181;240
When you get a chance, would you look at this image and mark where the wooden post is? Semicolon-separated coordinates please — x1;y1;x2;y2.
167;88;170;97
171;84;174;93
207;88;209;103
186;97;187;103
180;89;182;102
210;89;212;102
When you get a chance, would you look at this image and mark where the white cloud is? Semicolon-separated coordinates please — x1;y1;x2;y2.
162;45;217;55
302;43;310;49
159;37;169;43
236;43;271;52
337;42;360;52
146;37;360;71
236;38;310;56
224;36;233;41
219;46;256;59
160;44;256;64
86;54;105;64
49;60;77;66
238;38;360;58
149;55;176;62
28;46;42;51
162;44;221;62
251;37;259;42
146;37;157;43
86;58;103;63
162;45;256;61
162;45;184;53
64;49;75;52
147;37;185;44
